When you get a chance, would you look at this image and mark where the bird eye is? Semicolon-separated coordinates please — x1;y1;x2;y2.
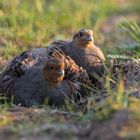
79;32;83;37
50;67;54;70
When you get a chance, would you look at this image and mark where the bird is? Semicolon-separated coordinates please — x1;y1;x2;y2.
1;29;105;84
0;47;90;97
48;29;106;86
1;28;104;97
1;56;90;107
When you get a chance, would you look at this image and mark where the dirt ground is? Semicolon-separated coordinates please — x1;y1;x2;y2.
0;106;139;140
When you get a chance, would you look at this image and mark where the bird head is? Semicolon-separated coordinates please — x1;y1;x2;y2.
73;29;94;48
43;57;65;86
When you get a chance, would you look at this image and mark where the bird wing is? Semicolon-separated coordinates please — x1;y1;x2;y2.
1;47;49;77
50;49;90;84
0;50;36;96
0;48;49;96
93;46;105;62
2;50;38;77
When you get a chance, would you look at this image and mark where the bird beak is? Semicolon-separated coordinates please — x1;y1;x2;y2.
87;35;93;41
57;70;65;77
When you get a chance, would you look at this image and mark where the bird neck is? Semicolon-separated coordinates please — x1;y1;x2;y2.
46;80;61;88
73;41;94;49
85;43;95;48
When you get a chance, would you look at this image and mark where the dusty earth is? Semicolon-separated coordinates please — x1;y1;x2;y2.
0;106;139;140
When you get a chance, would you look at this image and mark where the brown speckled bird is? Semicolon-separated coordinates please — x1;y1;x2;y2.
48;29;106;84
1;57;89;107
0;48;90;97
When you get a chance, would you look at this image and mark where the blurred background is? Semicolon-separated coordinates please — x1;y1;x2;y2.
0;0;140;69
0;1;140;139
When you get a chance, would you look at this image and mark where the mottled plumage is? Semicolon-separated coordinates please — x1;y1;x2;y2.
48;29;106;84
0;48;90;95
3;58;89;107
2;48;49;77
